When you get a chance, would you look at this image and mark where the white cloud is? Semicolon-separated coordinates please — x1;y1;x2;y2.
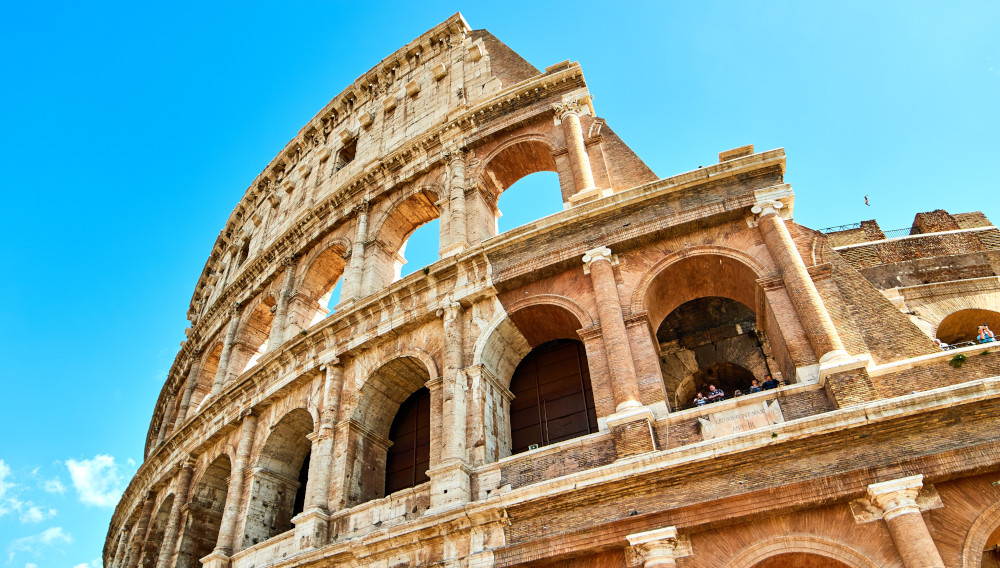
73;564;90;568
0;460;14;500
66;455;132;507
25;563;38;568
7;527;72;561
40;478;66;495
19;505;57;523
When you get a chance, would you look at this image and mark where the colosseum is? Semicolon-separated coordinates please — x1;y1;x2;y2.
106;13;1000;568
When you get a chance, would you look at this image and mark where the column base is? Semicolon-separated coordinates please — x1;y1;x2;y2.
606;406;657;459
200;550;231;568
568;187;612;207
292;508;330;549
439;241;469;258
426;460;473;514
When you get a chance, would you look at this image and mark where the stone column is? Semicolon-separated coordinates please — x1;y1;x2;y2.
428;300;472;511
267;256;297;352
627;526;688;567
154;395;176;447
110;525;131;568
211;413;258;557
174;359;202;428
584;246;656;458
583;247;641;411
752;200;848;366
340;201;369;303
555;100;597;195
154;461;195;568
867;475;944;568
210;308;242;397
125;492;156;568
443;147;468;255
294;358;343;548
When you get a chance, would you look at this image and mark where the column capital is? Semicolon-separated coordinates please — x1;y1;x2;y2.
627;526;691;567
553;96;592;121
438;299;462;321
582;246;617;273
280;255;297;268
867;474;923;521
353;199;370;215
751;199;784;218
442;144;467;162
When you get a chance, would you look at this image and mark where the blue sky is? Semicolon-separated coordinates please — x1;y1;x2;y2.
1;1;997;566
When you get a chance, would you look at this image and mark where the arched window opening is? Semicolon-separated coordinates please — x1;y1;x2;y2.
232;300;275;375
397;219;440;280
175;455;231;568
496;171;563;234
189;341;223;412
936;308;1000;346
291;450;310;518
509;339;597;455
139;495;174;568
236;240;251;267
983;523;1000;568
656;297;775;409
242;409;313;550
292;243;348;334
385;387;431;495
751;553;852;568
473;140;562;243
347;356;431;506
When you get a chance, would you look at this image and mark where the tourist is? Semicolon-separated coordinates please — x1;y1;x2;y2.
749;379;762;393
707;384;725;402
694;392;708;406
733;389;743;397
933;338;949;350
762;374;779;390
979;324;996;344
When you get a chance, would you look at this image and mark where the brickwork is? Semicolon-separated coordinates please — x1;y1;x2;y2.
108;14;1000;568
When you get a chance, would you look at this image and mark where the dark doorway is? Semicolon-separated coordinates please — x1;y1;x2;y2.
509;339;597;454
385;387;431;495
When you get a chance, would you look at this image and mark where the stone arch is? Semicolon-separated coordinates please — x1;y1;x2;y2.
656;296;773;408
963;500;1000;568
633;246;802;385
139;493;175;568
364;187;442;293
935;308;1000;345
345;354;436;506
241;408;314;549
188;340;224;412
726;534;879;568
175;453;231;568
228;296;276;378
468;134;567;242
287;236;351;334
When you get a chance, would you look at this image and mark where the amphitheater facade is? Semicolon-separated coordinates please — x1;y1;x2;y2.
107;13;1000;568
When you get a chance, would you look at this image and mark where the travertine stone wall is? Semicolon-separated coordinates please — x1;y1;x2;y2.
108;13;1000;568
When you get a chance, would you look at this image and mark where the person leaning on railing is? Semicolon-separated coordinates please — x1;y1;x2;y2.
978;324;996;344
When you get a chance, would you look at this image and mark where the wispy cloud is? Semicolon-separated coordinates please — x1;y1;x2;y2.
19;504;57;524
66;455;133;507
7;526;72;562
40;478;66;495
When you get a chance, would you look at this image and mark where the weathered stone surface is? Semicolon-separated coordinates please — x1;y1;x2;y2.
107;13;1000;568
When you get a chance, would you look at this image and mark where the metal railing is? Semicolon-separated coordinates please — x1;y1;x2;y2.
819;222;862;234
882;227;913;239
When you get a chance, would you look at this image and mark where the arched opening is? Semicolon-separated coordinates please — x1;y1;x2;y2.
509;339;597;454
365;190;440;293
984;523;1000;568
188;341;223;412
469;139;568;244
229;299;275;377
241;409;313;549
397;219;440;279
936;308;1000;345
139;495;174;568
751;553;852;568
346;356;432;506
175;455;231;568
496;171;563;234
289;243;348;335
384;387;431;495
656;296;774;409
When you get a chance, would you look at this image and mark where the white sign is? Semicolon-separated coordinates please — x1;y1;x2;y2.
698;399;784;441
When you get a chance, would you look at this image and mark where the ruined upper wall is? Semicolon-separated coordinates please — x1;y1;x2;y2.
186;13;542;324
